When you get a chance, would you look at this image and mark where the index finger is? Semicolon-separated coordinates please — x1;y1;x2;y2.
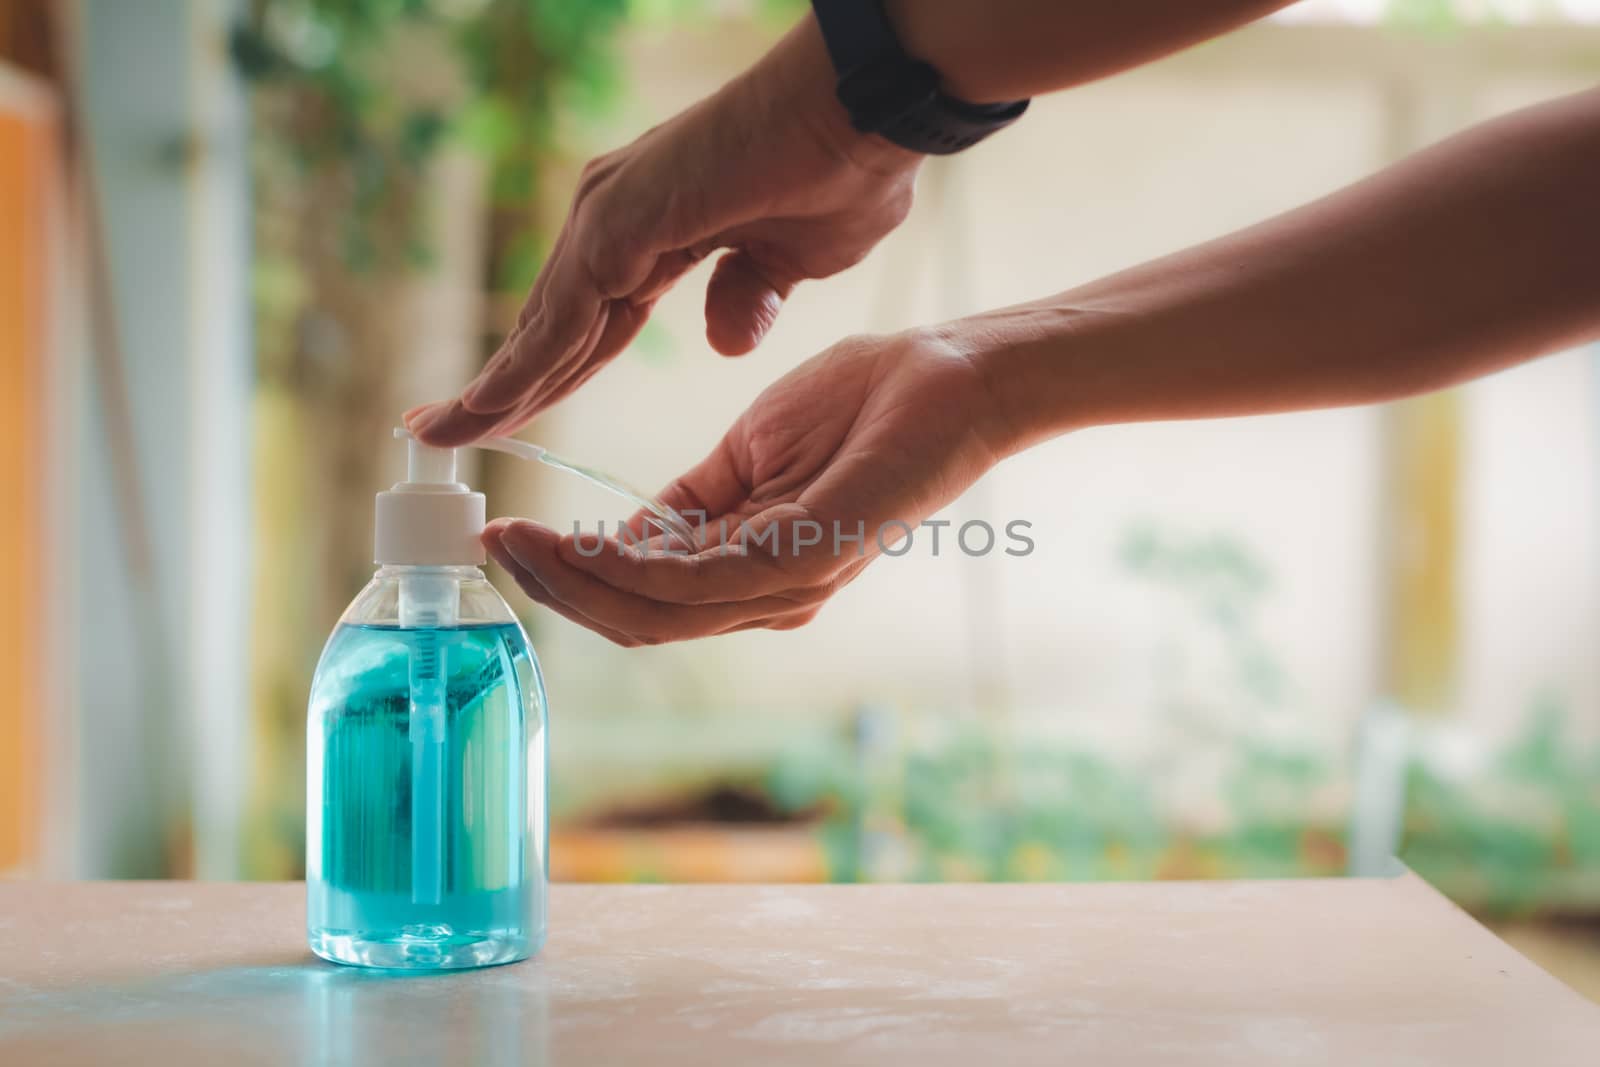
461;234;603;416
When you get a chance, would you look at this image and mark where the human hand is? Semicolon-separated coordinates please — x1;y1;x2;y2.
482;328;1010;644
411;15;921;447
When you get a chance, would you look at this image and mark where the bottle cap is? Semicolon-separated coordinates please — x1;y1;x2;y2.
377;429;564;565
374;430;500;565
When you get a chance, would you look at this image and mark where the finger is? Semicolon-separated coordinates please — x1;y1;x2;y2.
474;298;646;448
525;244;698;417
717;606;822;635
518;221;576;332
529;298;651;415
628;248;704;306
761;607;823;632
409;223;584;445
409;397;509;448
495;522;807;641
564;504;837;607
462;220;579;407
461;240;606;416
482;303;616;439
484;525;641;648
499;520;805;643
466;188;689;417
704;249;795;356
441;285;635;444
769;608;822;630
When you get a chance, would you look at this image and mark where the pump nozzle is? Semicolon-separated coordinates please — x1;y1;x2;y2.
399;429;462;485
394;427;545;477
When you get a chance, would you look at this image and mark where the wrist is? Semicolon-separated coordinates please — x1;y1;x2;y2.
749;11;924;178
945;302;1108;456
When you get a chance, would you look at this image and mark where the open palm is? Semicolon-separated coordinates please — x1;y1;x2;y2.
485;330;1006;645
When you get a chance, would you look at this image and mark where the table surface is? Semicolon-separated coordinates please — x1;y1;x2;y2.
2;874;1597;1066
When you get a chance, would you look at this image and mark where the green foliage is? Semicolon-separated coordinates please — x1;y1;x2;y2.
1120;520;1285;707
758;524;1347;885
1402;697;1600;913
765;720;1348;885
734;521;1597;907
1384;0;1467;30
233;0;632;290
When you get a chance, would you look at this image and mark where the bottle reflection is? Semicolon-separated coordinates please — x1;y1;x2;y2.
303;964;548;1067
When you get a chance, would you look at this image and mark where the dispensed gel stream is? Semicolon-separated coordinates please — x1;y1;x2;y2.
395;428;699;546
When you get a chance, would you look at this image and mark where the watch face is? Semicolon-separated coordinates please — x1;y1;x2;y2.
837;57;940;132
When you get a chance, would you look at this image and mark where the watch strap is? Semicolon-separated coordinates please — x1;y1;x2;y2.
811;0;1028;155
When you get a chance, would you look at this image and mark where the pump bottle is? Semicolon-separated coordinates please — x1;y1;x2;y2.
306;431;548;969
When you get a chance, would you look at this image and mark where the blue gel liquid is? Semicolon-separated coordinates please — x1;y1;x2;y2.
307;622;546;969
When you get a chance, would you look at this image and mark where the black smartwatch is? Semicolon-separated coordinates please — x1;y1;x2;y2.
810;0;1028;155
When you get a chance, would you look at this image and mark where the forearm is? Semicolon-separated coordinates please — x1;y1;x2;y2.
965;88;1600;452
736;2;1296;183
883;0;1294;102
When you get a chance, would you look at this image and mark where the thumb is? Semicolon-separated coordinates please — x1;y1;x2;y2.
704;249;795;356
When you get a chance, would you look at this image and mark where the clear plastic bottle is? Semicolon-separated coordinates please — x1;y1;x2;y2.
307;433;547;969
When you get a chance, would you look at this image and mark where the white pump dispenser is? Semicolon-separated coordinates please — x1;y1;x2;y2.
375;430;492;566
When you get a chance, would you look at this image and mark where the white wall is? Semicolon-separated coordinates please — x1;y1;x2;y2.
72;0;251;876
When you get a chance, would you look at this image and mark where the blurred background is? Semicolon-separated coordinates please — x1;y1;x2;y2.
3;0;1600;996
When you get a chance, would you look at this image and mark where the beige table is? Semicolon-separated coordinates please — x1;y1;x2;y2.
2;874;1597;1066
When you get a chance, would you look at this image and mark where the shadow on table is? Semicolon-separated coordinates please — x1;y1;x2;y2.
0;954;551;1065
